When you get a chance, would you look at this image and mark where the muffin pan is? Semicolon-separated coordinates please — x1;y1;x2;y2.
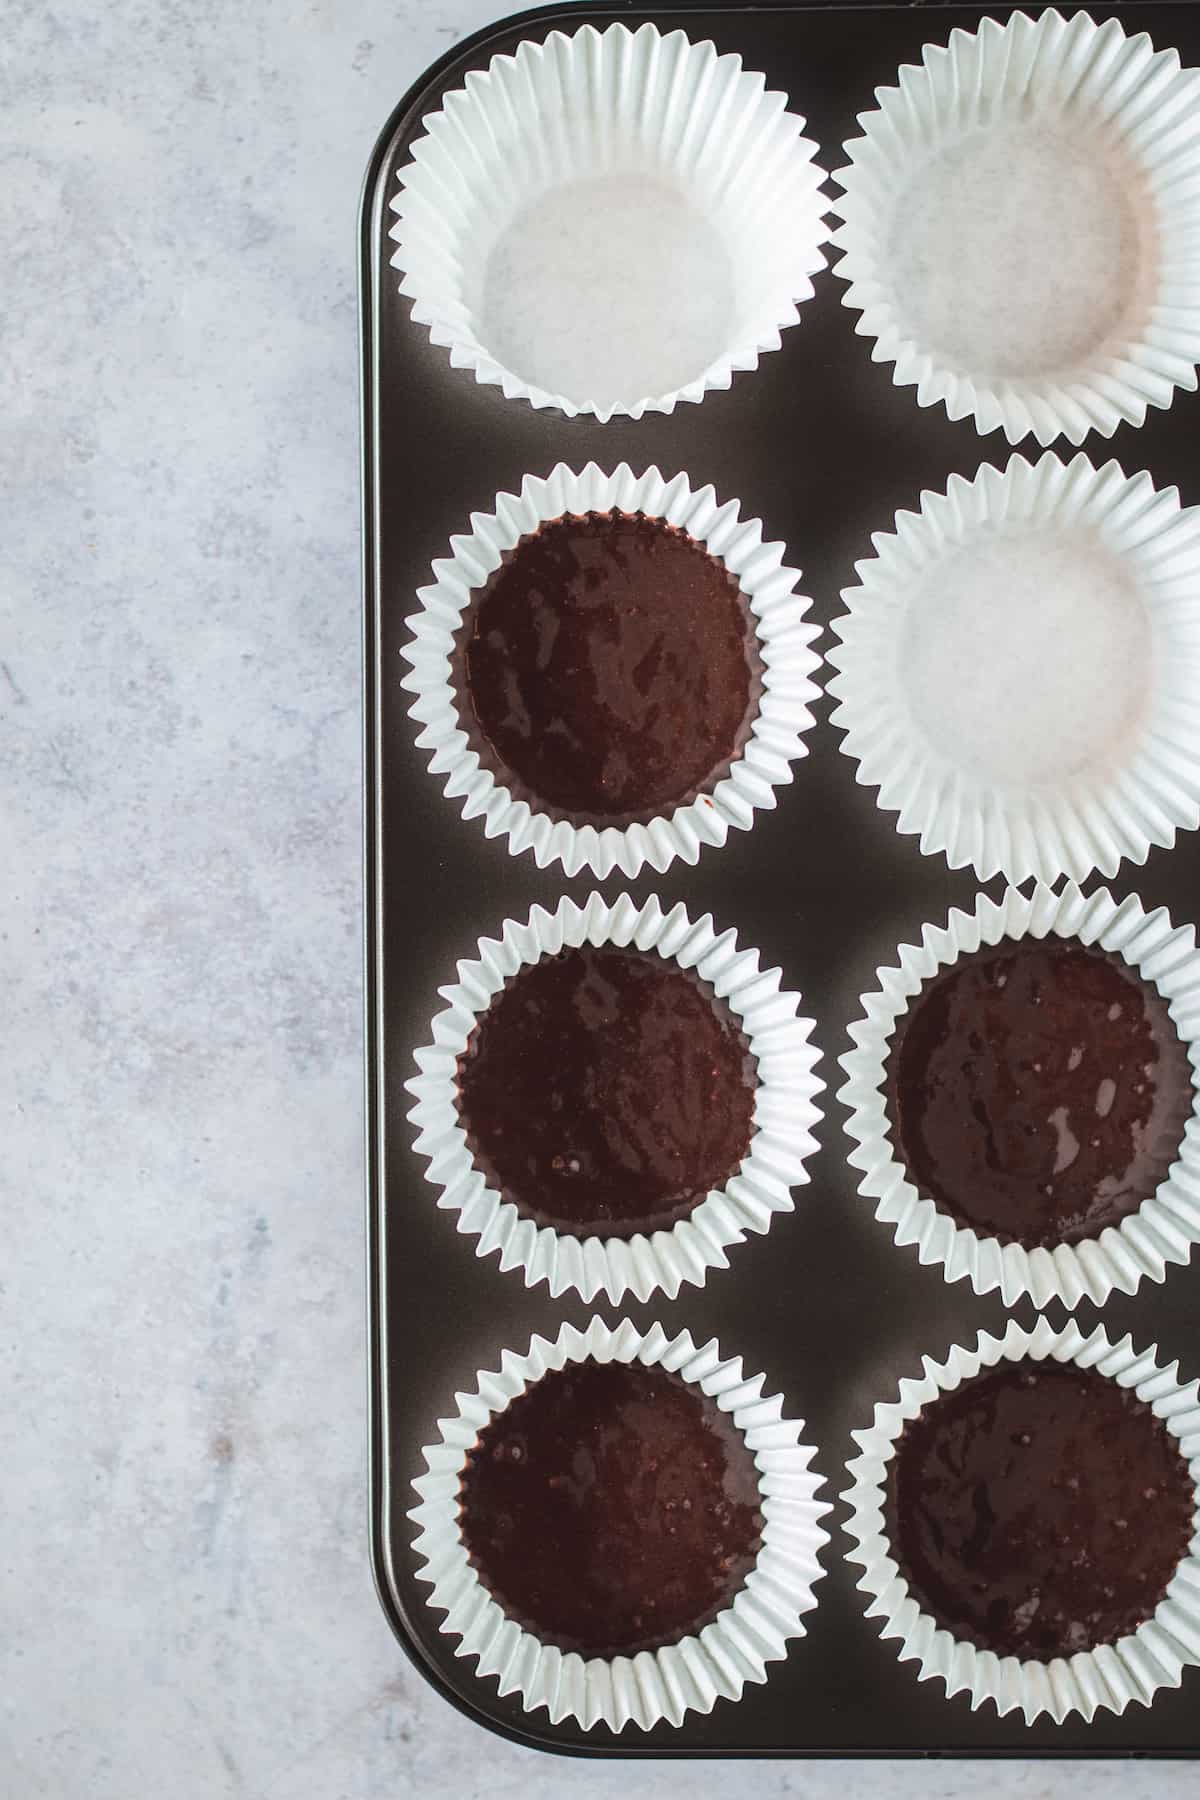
360;0;1200;1759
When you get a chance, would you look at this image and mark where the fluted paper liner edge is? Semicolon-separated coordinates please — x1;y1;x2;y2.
402;461;821;880
411;1316;830;1732
830;9;1200;446
843;1317;1200;1725
408;892;823;1303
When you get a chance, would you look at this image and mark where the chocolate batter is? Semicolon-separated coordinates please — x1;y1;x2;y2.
458;1360;764;1657
454;510;762;827
886;1362;1194;1660
886;939;1192;1247
456;944;757;1239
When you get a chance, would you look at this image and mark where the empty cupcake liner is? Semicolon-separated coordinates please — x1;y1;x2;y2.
840;883;1200;1310
831;10;1200;446
407;892;822;1305
401;462;821;881
411;1315;830;1732
827;451;1200;887
843;1317;1200;1726
389;21;829;420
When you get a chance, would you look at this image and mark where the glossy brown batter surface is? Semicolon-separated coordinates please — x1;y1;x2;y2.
886;939;1192;1247
454;510;762;826
458;1360;764;1657
456;944;757;1239
886;1362;1194;1660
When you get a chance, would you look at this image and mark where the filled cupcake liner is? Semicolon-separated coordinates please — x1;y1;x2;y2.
839;883;1200;1310
831;10;1200;446
827;451;1200;887
389;22;829;420
407;892;822;1305
411;1315;830;1732
401;462;821;881
843;1317;1200;1726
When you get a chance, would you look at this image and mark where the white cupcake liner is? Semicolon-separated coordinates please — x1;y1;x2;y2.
840;883;1200;1310
389;21;828;420
406;892;822;1305
411;1315;830;1732
827;452;1200;887
401;462;821;881
843;1317;1200;1726
831;10;1200;446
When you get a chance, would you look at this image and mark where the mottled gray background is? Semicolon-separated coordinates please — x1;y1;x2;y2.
0;2;1193;1796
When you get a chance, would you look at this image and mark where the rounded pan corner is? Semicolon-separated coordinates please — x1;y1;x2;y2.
366;1500;622;1760
358;1;620;233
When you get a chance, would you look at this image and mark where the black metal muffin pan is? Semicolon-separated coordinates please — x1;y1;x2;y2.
360;0;1200;1758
